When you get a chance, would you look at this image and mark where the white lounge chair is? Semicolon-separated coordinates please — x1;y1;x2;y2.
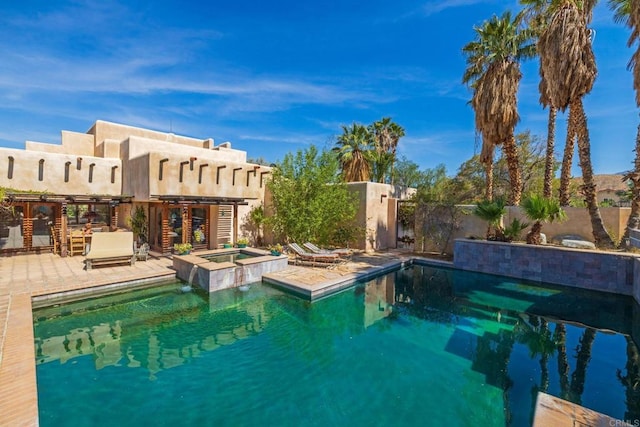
303;242;351;258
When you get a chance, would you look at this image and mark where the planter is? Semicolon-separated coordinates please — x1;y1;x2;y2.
223;244;232;248
237;244;247;248
177;250;191;256
270;250;281;256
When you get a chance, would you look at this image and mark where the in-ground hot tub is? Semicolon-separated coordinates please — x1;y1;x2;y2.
173;247;289;293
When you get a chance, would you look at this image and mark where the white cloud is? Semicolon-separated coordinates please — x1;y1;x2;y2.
422;0;487;17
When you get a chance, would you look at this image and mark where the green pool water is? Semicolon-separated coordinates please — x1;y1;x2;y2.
201;251;255;263
33;265;640;426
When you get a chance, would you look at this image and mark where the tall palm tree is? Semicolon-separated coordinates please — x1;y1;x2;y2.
521;0;559;200
333;123;372;182
536;0;615;248
541;79;560;199
369;118;405;184
463;11;536;206
609;0;640;245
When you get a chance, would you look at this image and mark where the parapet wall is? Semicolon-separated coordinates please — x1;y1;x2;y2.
453;239;638;299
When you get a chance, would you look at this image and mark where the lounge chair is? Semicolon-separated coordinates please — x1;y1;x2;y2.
288;243;342;267
303;242;351;258
85;231;135;270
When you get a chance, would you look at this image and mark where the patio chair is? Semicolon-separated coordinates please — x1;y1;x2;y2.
303;242;351;258
288;243;342;267
49;226;59;255
68;230;86;256
136;242;150;261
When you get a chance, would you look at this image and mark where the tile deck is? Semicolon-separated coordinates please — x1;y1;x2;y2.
533;392;626;427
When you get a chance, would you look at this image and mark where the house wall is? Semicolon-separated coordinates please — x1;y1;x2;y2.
25;131;95;156
136;151;267;201
88;120;207;150
347;182;415;252
0;147;121;195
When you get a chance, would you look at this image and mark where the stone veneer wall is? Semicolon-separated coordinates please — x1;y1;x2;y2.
629;228;640;250
453;239;638;298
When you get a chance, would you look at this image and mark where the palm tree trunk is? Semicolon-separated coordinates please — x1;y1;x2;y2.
624;122;640;246
543;107;557;198
526;221;543;245
559;124;575;206
569;328;596;405
503;134;522;206
572;99;616;249
485;161;494;202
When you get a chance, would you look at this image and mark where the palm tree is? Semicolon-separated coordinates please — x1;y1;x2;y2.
609;0;640;245
521;193;567;244
333;123;372;182
535;0;615;248
521;0;559;200
473;198;507;240
369;150;394;183
370;118;406;184
462;11;536;206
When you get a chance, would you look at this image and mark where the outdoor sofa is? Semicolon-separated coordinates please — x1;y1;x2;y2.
85;231;136;270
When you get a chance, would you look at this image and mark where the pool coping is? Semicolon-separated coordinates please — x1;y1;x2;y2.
533;392;625;426
262;256;452;300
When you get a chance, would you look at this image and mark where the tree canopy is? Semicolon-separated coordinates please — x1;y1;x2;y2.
266;145;359;246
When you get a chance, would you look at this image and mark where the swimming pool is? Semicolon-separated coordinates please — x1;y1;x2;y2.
33;264;640;426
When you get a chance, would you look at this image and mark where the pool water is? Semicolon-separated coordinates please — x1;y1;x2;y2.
33;265;640;426
201;251;255;263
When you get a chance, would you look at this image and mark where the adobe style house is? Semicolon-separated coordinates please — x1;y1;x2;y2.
0;120;269;256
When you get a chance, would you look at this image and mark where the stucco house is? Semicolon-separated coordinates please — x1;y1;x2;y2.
0;120;409;256
0;120;269;256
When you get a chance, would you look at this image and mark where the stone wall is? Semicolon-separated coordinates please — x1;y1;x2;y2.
453;238;638;297
419;206;631;254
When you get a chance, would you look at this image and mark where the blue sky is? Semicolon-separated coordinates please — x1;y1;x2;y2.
0;0;636;176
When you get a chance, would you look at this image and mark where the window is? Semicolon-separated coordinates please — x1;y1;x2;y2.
66;204;109;226
0;206;24;249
